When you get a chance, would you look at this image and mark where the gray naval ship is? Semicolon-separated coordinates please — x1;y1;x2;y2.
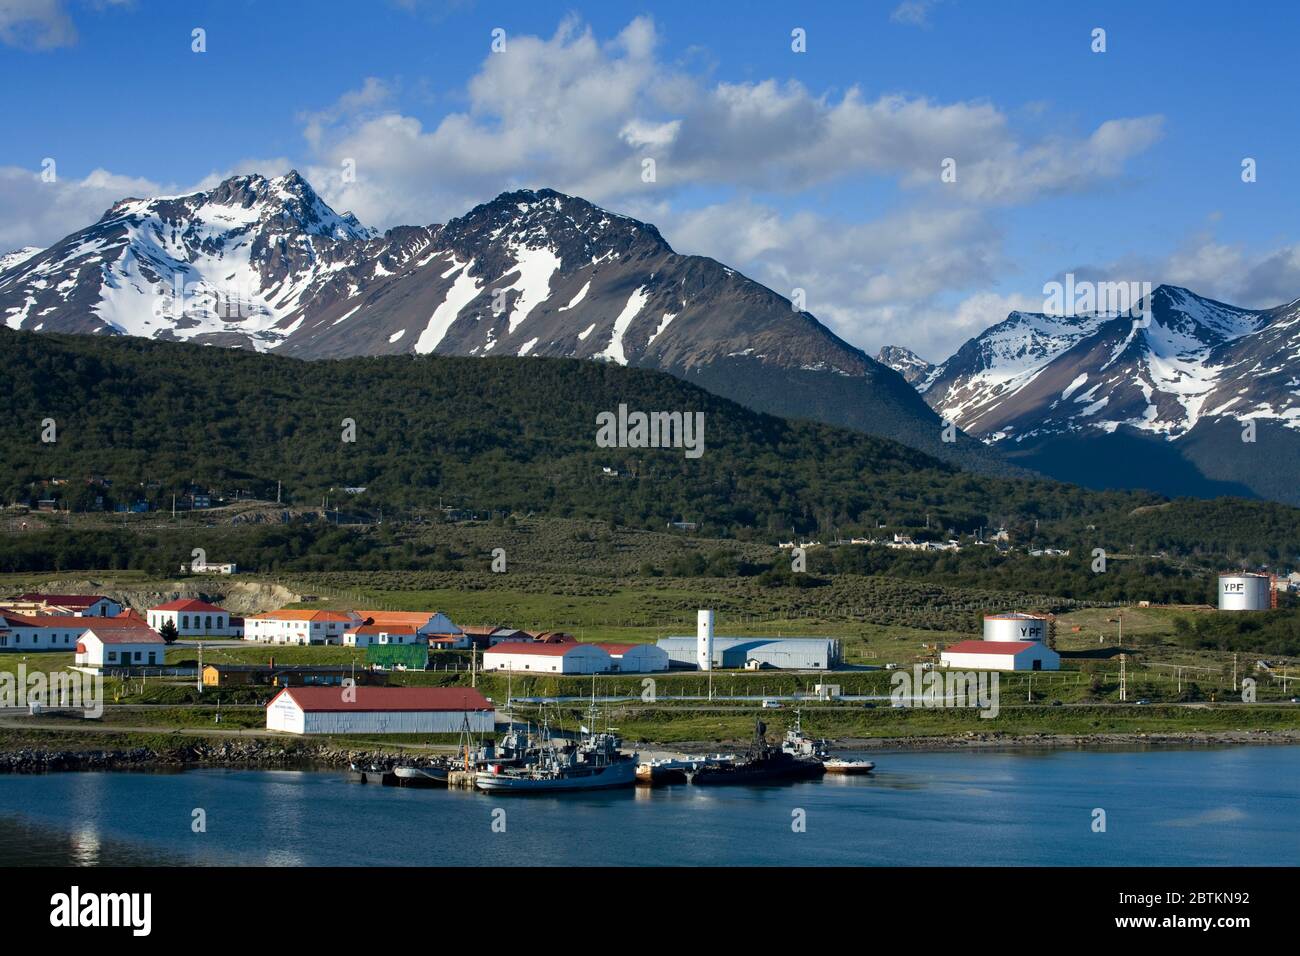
474;712;638;793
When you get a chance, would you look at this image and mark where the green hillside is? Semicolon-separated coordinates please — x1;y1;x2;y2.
1;329;1297;567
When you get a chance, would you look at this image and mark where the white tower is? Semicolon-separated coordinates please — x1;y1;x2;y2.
696;609;714;671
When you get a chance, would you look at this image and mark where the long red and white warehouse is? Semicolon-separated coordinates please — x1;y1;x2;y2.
265;686;495;735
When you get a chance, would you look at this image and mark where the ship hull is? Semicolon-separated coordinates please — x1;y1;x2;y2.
393;765;451;788
691;758;825;787
823;760;875;775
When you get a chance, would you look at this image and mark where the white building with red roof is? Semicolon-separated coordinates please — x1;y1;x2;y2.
266;686;495;735
75;625;166;669
482;641;613;674
147;599;241;637
940;640;1060;672
344;623;424;648
0;613;149;652
244;609;363;645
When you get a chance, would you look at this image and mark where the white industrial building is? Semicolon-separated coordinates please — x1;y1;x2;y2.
1218;573;1274;611
482;642;613;674
983;613;1049;643
266;686;495;735
147;599;241;637
74;626;166;669
658;610;842;670
596;643;671;672
940;640;1060;672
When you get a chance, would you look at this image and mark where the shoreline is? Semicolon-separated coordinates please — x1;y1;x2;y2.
2;728;1298;774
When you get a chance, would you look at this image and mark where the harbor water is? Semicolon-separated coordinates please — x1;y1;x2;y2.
1;745;1296;866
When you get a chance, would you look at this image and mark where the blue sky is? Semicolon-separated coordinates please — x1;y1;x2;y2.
3;0;1298;358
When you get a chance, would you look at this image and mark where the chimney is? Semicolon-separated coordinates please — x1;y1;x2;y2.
696;609;714;672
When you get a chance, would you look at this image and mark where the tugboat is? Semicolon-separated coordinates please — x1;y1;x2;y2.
475;704;638;793
690;716;826;786
781;709;829;759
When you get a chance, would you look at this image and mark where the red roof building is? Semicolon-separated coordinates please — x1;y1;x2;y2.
266;686;495;735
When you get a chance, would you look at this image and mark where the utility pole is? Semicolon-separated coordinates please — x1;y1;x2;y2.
197;640;203;695
276;480;281;505
1119;653;1127;703
1232;653;1238;692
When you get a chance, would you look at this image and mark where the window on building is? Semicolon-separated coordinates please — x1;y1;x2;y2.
205;615;212;631
182;615;189;629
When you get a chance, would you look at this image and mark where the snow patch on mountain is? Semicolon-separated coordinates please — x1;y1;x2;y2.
415;259;481;354
596;286;649;365
0;247;43;273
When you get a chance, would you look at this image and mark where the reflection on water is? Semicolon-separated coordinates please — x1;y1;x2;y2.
0;745;1297;867
69;825;103;866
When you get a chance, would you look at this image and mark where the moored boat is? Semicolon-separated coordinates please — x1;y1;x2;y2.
690;716;825;786
349;763;397;786
822;757;875;775
393;763;451;787
475;703;638;793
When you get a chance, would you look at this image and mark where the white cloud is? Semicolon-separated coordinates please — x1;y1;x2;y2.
651;197;1011;358
891;1;940;28
298;16;1163;226
0;164;162;250
0;0;76;49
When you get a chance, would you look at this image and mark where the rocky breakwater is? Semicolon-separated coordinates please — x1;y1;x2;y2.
0;739;408;774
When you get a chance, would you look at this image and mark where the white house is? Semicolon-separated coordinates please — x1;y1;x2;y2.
596;642;670;673
940;640;1061;672
243;610;362;645
147;599;240;637
345;624;423;648
75;626;166;669
482;642;613;674
265;686;495;735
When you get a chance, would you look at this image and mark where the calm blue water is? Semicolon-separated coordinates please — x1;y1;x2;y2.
1;746;1297;866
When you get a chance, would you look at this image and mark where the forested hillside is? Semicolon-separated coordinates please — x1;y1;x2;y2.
2;329;1297;565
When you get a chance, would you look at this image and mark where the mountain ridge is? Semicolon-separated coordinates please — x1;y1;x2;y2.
885;285;1300;504
0;172;1014;477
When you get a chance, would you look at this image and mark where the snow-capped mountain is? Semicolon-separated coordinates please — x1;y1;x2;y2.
0;172;1010;475
0;172;376;347
875;345;935;387
914;286;1300;503
0;247;43;273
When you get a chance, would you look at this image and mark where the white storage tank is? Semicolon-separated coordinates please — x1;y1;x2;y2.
697;609;714;671
1218;573;1272;611
983;613;1048;643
